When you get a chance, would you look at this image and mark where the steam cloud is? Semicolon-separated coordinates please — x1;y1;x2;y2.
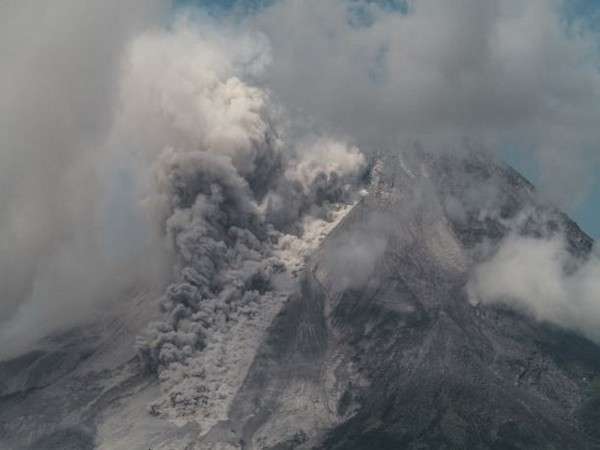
1;0;600;374
469;236;600;344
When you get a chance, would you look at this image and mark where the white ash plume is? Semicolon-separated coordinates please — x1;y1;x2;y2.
122;21;368;424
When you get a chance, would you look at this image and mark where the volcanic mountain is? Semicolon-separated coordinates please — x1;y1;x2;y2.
1;151;599;450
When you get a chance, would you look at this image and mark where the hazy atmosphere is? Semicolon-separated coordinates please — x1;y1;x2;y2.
1;1;600;449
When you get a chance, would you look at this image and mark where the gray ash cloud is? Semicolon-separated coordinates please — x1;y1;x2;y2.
127;23;367;380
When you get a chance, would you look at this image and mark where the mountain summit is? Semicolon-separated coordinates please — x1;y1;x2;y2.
197;151;599;449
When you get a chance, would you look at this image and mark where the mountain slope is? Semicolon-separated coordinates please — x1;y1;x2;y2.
201;151;600;449
1;151;599;450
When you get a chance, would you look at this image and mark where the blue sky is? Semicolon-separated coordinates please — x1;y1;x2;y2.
502;148;600;239
576;182;600;239
175;0;600;238
507;0;600;239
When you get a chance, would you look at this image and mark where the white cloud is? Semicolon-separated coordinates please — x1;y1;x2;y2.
468;235;600;343
249;0;600;206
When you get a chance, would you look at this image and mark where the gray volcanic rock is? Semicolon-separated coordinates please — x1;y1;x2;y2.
0;290;196;450
207;151;600;449
1;151;599;450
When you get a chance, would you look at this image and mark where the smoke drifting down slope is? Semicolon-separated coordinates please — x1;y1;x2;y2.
119;22;368;425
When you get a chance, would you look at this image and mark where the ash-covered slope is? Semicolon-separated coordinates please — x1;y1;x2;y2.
200;151;600;449
1;151;599;450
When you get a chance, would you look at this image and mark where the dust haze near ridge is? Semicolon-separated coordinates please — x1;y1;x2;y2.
1;0;600;361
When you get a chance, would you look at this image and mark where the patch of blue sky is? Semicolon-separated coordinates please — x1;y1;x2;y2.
174;0;408;19
504;0;600;238
347;0;408;27
500;145;600;239
562;0;600;29
173;0;272;17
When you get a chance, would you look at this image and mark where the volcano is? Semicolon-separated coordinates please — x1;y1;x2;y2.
1;151;599;450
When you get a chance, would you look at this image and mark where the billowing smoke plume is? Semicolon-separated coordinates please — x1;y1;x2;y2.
111;20;367;421
0;3;368;360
